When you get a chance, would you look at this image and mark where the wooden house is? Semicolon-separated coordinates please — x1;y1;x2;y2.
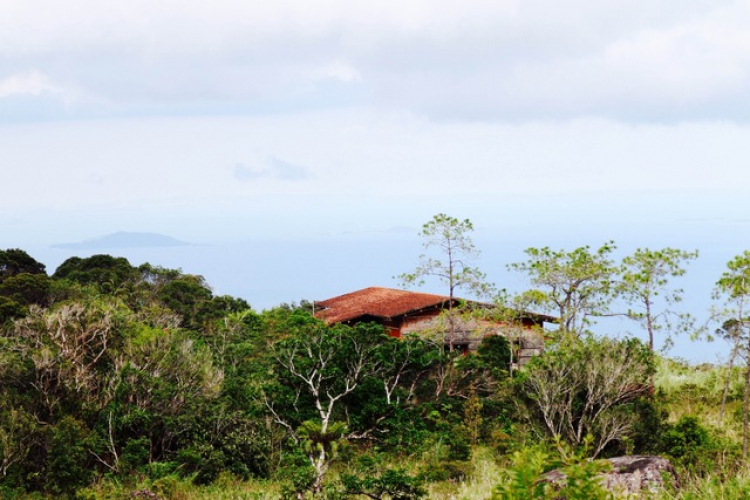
314;286;554;365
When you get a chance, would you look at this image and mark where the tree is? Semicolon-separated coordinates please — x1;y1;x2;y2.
0;249;46;279
399;214;494;349
265;316;387;491
618;248;698;352
0;296;26;325
717;319;743;420
53;254;137;294
0;273;52;307
264;312;432;492
0;407;40;478
517;335;654;458
156;275;213;329
11;299;133;416
713;251;750;458
508;242;617;334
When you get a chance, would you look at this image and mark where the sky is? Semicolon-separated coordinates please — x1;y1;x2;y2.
3;0;750;361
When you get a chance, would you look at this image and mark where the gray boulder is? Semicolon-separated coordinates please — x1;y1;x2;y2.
540;455;678;496
602;456;678;493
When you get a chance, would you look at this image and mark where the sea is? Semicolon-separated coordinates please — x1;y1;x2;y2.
15;218;744;364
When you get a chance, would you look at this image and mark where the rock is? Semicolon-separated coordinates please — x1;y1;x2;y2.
540;455;678;496
132;489;161;500
602;456;678;493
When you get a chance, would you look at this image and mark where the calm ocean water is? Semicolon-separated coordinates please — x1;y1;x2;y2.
16;219;744;363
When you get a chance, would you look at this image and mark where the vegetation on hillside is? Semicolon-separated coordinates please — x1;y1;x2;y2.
0;221;748;499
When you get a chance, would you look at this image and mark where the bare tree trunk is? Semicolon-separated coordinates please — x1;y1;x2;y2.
720;344;738;421
646;300;654;352
311;448;327;494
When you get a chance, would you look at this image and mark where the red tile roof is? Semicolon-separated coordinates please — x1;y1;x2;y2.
314;287;452;324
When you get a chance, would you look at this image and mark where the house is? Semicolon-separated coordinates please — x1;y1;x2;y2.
313;286;554;364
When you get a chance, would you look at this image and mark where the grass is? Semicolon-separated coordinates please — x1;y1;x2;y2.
426;447;502;500
76;473;281;500
655;356;745;443
656;472;750;500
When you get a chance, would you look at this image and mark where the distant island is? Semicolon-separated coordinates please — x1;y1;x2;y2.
52;231;190;249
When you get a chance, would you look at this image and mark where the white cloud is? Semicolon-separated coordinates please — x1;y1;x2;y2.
1;0;748;121
233;157;313;181
601;5;750;101
311;62;361;83
0;71;60;98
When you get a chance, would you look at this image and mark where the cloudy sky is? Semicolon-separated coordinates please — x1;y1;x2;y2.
3;0;750;232
2;1;750;358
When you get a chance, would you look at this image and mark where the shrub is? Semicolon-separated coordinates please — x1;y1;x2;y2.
516;335;654;457
660;416;741;476
493;445;613;500
42;416;94;497
341;468;426;500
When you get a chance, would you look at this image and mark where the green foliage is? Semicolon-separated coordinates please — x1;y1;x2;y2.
42;416;94;497
508;242;617;333
0;296;26;325
120;436;151;473
464;383;483;445
493;443;613;500
276;444;317;497
713;251;750;458
626;396;669;455
12;298;135;416
662;416;709;460
418;460;470;483
341;467;426;500
662;474;750;499
554;460;613;500
156;276;212;328
298;421;347;458
716;251;750;299
0;273;51;307
265;313;441;491
517;335;655;457
399;213;494;300
619;247;698;351
2;246;749;499
476;335;511;382
0;406;41;482
0;249;46;279
175;407;270;483
493;447;550;499
53;254;138;294
660;416;741;476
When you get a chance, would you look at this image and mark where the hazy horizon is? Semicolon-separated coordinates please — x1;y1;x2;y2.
5;205;740;364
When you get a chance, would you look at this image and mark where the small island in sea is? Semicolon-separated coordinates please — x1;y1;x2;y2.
52;231;189;249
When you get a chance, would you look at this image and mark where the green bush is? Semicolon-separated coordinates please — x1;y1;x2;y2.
660;416;742;476
120;436;152;473
493;445;613;500
418;460;470;483
341;468;425;500
43;416;94;497
275;445;317;498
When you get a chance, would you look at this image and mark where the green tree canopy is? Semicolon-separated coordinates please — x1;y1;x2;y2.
509;242;617;334
618;247;698;351
0;249;46;279
53;254;138;293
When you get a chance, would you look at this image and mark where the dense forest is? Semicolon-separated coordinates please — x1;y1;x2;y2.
2;217;750;499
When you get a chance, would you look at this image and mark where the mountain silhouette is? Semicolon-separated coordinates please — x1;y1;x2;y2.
52;232;189;249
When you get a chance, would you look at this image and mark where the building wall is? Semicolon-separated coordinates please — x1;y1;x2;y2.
340;306;547;364
398;310;545;361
